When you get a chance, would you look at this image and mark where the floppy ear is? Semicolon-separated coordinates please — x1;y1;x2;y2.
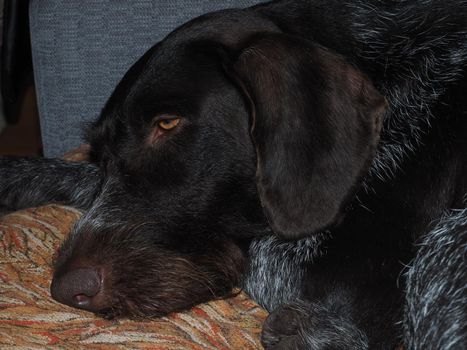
227;33;386;239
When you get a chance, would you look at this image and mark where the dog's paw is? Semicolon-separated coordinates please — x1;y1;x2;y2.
261;300;369;350
261;302;308;349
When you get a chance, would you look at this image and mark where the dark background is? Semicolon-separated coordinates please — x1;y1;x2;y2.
0;0;42;156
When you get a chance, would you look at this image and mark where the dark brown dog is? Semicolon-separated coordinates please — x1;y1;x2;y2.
1;1;466;348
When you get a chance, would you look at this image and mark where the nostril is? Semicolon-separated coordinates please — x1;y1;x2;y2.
51;268;102;311
73;293;93;307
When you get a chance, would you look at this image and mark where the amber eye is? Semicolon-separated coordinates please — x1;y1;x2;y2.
157;118;181;130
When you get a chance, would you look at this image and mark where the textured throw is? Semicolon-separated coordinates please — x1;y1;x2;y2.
0;161;267;349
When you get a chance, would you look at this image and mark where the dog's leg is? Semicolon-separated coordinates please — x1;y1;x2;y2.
258;245;404;349
243;234;329;312
0;157;102;211
261;300;369;350
404;208;467;350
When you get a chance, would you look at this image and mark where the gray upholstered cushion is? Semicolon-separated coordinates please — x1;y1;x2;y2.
29;0;266;157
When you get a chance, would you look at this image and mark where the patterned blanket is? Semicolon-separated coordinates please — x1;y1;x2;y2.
0;155;267;349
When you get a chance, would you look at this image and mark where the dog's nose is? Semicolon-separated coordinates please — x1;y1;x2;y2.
50;268;102;312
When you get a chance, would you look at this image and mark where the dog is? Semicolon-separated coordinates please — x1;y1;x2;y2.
1;0;466;348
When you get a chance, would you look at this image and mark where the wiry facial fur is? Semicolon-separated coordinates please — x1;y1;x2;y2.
55;230;245;319
55;209;246;318
51;174;248;318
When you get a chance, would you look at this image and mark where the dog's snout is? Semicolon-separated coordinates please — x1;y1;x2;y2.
50;268;103;312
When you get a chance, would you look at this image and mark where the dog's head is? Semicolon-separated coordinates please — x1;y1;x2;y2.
51;10;386;318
